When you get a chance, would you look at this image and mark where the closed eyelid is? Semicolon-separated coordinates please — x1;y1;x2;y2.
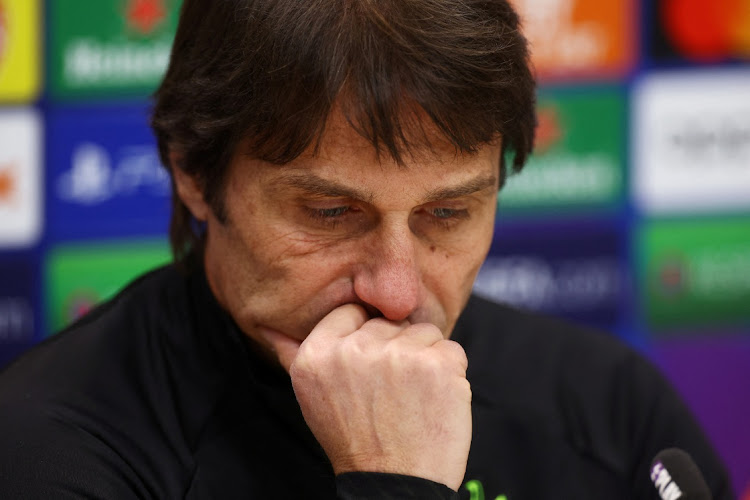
432;207;468;215
312;206;350;216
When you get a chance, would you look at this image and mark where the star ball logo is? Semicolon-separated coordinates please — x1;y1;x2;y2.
125;0;167;36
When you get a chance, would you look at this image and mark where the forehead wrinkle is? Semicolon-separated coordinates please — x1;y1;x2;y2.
276;171;375;203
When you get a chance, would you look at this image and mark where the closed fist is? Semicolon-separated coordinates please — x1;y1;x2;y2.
261;303;472;491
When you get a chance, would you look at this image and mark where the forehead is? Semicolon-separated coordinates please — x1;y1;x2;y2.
230;107;502;203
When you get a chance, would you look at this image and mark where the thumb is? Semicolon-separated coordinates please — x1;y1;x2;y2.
258;327;302;373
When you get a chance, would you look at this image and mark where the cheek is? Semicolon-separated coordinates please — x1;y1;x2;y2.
426;247;485;296
213;224;362;337
269;230;356;261
464;209;496;274
244;228;363;300
425;221;495;304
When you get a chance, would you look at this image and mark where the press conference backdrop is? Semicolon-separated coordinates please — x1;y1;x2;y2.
0;0;748;495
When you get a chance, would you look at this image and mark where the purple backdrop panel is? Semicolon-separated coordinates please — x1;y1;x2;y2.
650;335;750;498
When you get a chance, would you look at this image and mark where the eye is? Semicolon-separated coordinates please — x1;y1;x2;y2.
303;205;357;229
423;206;470;230
432;207;459;219
429;207;469;220
308;206;351;219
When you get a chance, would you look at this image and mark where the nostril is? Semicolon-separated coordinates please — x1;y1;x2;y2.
362;303;384;319
365;305;385;318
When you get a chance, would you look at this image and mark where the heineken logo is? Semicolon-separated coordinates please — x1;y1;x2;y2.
64;38;171;86
46;241;171;332
64;289;99;325
501;90;624;210
640;218;750;329
125;0;167;36
501;153;620;205
656;255;687;298
51;0;179;96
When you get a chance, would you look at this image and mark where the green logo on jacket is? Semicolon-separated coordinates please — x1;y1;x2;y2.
465;479;508;500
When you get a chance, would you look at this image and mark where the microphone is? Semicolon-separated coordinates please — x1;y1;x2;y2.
650;448;712;500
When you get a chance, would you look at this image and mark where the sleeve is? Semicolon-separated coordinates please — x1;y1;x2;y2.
336;472;459;499
0;408;145;500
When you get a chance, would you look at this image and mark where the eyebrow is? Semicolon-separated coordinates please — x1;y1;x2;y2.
276;171;498;203
422;174;498;202
277;173;375;202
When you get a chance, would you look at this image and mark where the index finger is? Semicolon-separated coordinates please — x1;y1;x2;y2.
307;303;370;341
259;326;303;374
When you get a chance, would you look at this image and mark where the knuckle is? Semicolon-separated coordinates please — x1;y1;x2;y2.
383;340;416;370
289;356;310;382
441;339;468;364
411;322;443;338
416;349;445;375
340;332;367;358
460;377;472;395
459;378;473;402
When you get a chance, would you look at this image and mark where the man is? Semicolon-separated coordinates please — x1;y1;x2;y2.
0;0;733;498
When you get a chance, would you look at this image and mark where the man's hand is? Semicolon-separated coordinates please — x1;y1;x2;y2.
259;304;472;491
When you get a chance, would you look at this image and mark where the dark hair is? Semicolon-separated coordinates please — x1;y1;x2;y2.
151;0;537;263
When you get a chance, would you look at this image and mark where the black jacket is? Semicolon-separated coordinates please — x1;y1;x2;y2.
0;264;732;499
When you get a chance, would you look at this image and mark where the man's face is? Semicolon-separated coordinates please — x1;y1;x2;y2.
196;112;500;355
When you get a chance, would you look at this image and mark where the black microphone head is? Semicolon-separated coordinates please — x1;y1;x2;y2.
650;448;712;500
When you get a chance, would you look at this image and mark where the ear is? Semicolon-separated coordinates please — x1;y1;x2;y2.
169;149;210;222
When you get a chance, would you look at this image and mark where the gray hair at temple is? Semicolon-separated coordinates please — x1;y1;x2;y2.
151;0;537;265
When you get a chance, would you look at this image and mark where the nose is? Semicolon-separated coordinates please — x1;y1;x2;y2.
353;221;421;322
